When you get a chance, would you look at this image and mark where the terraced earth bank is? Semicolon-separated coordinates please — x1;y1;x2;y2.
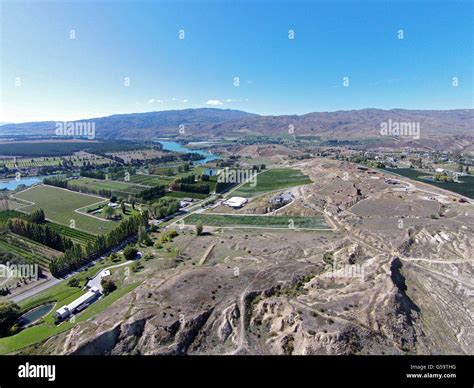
28;158;473;355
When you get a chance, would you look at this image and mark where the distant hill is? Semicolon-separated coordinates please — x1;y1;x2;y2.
1;108;472;150
210;108;474;151
0;109;258;139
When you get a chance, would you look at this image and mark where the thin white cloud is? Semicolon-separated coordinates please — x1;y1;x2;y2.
147;98;155;103
182;99;188;103
207;99;223;106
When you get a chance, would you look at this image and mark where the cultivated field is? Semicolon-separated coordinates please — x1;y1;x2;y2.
232;168;312;198
150;166;205;179
45;222;96;246
128;174;171;186
106;149;164;163
0;157;61;168
71;151;112;166
11;185;115;235
0;152;111;168
67;177;146;198
0;232;62;271
184;213;330;229
383;168;474;199
0;210;25;227
165;191;208;199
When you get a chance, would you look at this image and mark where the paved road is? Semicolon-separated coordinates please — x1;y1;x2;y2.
7;235;138;304
10;277;62;303
86;260;133;291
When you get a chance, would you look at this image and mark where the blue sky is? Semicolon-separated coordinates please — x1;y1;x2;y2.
0;0;472;122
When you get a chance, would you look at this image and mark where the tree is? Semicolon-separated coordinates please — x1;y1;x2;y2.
110;196;117;203
26;209;45;224
138;226;152;246
131;261;143;273
101;278;117;295
103;205;114;219
109;252;119;262
67;278;80;288
123;245;138;260
121;202;127;215
50;213;145;278
196;222;203;236
151;197;180;219
0;301;20;337
0;288;9;297
8;218;73;252
137;226;144;242
160;229;178;242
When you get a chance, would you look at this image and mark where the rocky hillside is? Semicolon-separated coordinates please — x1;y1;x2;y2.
25;159;473;355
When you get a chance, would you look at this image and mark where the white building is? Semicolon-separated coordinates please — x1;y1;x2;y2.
223;197;248;208
54;287;101;320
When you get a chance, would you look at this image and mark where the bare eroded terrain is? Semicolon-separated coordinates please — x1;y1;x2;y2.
32;158;473;355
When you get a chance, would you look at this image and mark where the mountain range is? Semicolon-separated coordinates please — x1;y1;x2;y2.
1;108;473;151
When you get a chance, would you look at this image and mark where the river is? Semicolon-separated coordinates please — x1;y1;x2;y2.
155;140;220;165
0;176;46;191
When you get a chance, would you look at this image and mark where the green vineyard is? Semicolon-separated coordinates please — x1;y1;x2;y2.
0;232;62;271
45;222;96;246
